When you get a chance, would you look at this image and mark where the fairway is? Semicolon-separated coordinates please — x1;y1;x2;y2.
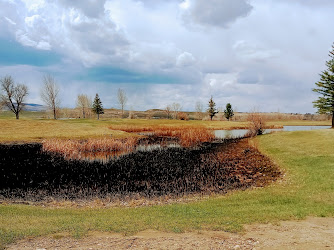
1;128;333;248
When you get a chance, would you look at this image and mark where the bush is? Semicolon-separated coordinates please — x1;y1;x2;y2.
247;112;267;136
177;112;189;120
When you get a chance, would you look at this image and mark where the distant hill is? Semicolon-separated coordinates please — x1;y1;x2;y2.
24;103;46;111
1;103;46;112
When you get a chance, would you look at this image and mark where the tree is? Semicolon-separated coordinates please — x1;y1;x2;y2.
0;76;28;119
313;43;334;128
172;102;181;119
195;101;204;120
207;96;218;120
76;94;92;118
165;105;172;119
224;103;234;121
117;88;127;118
92;93;104;119
41;74;60;119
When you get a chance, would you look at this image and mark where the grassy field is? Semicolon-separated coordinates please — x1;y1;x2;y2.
0;111;331;142
0;123;333;248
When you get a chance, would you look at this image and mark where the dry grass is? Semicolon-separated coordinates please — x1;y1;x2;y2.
0;115;330;143
42;138;137;160
0;119;136;143
109;124;215;147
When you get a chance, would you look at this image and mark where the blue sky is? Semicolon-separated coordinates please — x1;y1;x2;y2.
0;0;334;112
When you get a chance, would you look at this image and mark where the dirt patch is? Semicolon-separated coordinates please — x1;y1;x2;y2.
7;217;334;249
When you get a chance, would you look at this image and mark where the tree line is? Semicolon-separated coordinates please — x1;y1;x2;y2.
0;74;128;120
0;74;234;121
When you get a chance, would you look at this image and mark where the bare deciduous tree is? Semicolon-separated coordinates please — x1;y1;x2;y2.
172;102;181;119
76;94;92;118
195;101;203;120
0;76;28;119
41;74;60;120
117;88;127;118
164;105;172;119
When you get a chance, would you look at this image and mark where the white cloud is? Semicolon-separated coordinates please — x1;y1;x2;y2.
233;40;280;62
0;0;333;113
182;0;253;28
4;16;16;25
176;52;196;67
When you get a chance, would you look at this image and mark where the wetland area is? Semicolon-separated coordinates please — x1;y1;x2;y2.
0;119;333;249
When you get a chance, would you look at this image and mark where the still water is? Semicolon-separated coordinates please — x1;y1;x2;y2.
215;126;331;139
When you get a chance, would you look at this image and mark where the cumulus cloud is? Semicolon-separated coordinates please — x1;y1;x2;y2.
176;52;196;67
183;0;253;28
0;0;131;67
58;0;106;18
0;0;333;113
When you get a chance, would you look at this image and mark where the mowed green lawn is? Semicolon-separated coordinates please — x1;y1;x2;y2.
0;125;333;248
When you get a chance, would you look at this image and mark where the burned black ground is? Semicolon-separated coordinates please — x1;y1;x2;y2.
0;139;281;202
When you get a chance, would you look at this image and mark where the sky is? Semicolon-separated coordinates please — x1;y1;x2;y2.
0;0;334;113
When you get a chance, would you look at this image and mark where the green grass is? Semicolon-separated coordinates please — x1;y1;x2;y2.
0;119;333;248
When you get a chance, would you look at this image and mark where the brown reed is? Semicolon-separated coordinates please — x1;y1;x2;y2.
109;125;215;147
42;137;137;160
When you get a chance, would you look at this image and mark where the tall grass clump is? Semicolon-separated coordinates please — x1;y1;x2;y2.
109;125;215;147
42;137;137;160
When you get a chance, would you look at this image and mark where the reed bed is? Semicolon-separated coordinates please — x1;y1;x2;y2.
109;125;215;147
42;137;137;160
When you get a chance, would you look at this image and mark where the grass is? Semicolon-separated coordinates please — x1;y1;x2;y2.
109;124;215;147
1;128;334;248
0;111;331;143
42;137;137;160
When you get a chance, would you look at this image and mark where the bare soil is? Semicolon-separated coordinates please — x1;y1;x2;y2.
7;217;334;249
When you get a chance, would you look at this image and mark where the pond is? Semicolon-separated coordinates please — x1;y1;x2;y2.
215;126;331;139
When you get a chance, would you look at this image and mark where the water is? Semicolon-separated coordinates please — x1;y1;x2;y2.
215;126;331;139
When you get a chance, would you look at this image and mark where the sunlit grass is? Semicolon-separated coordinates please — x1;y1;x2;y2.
0;113;330;143
1;129;334;248
42;137;137;160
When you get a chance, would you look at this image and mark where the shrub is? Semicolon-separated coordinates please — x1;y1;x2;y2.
177;112;189;120
247;112;267;136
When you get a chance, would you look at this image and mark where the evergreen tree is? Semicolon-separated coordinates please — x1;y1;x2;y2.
92;93;104;120
313;43;334;128
224;103;234;121
207;96;218;121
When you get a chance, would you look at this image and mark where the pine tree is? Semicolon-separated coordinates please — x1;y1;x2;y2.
313;43;334;128
224;103;234;121
92;93;104;120
207;96;218;121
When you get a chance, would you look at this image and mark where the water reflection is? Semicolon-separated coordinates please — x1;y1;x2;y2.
215;125;331;139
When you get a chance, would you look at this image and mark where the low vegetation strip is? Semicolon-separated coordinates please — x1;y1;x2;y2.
0;129;333;249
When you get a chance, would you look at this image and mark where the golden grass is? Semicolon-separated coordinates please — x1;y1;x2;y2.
0;116;330;143
109;124;215;147
0;119;127;143
42;138;137;160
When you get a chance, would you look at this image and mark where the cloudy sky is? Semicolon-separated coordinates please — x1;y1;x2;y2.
0;0;333;113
